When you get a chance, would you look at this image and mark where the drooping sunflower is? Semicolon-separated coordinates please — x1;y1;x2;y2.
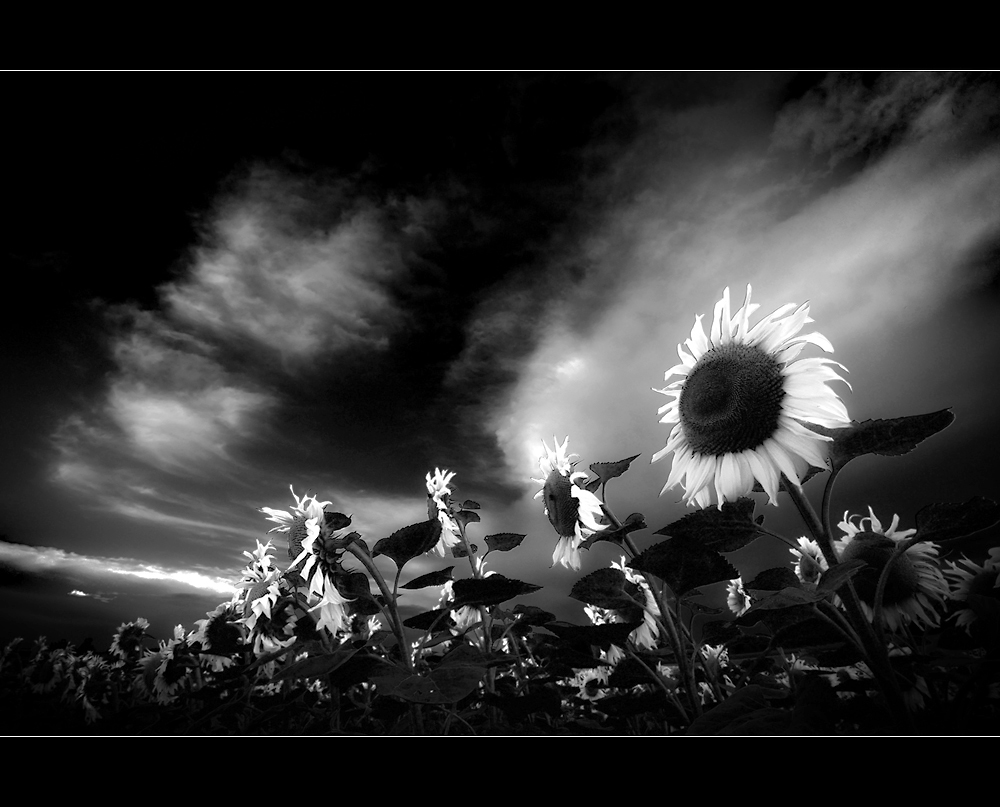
834;507;948;632
790;536;829;586
425;467;464;557
726;576;753;617
652;285;851;508
532;436;607;571
943;547;1000;633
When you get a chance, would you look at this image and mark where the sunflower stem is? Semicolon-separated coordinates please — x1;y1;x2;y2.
344;540;412;672
783;475;913;731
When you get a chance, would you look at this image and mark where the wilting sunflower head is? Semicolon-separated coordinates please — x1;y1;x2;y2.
425;467;463;557
944;547;1000;633
652;285;851;509
790;537;829;586
835;507;948;632
532;437;606;571
726;577;753;617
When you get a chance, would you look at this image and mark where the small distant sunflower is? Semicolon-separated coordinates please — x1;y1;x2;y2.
425;467;463;557
834;507;948;632
943;547;1000;633
532;436;607;571
110;617;151;661
790;537;829;586
726;577;753;617
652;285;851;508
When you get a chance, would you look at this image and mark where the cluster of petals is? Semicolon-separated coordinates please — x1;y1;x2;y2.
652;285;851;509
835;506;948;632
425;467;463;556
532;437;607;571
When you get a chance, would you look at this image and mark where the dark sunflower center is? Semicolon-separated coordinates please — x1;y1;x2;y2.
839;532;921;606
543;470;580;538
679;343;786;455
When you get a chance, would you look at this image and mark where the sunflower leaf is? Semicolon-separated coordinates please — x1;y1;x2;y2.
484;532;526;554
581;512;646;550
372;645;487;704
568;567;636;609
816;559;867;594
629;535;739;598
461;500;481;510
401;567;455;590
589;454;641;486
911;497;1000;545
403;608;456;631
372;519;442;570
543;620;643;651
455;510;481;531
451;575;542;608
746;567;801;592
653;497;762;554
812;409;955;472
271;643;361;683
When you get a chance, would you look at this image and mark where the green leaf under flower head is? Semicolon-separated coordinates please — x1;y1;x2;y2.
372;645;487;704
629;535;739;599
816;559;867;595
543;620;643;651
454;510;480;531
372;519;442;570
401;567;455;590
271;642;361;683
589;454;641;486
324;512;352;531
403;608;456;631
484;532;526;554
811;409;955;472
745;567;801;593
451;575;542;608
569;567;635;610
581;512;647;550
912;497;1000;546
654;498;762;554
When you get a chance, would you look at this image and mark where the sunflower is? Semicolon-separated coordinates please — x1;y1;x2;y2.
726;576;753;617
260;487;351;636
425;467;464;557
652;285;851;508
943;547;1000;633
834;507;948;632
532;436;607;571
790;537;829;586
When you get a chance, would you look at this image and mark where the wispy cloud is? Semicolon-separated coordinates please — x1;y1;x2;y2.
474;73;1000;514
0;541;238;598
49;165;446;540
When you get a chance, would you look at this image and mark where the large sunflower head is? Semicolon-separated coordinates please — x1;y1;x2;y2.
834;507;949;632
652;285;851;508
532;436;607;571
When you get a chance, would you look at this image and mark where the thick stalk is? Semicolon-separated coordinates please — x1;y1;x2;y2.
784;476;913;731
345;541;412;672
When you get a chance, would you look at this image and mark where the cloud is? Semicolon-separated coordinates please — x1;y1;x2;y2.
49;164;448;538
162;165;440;367
477;73;1000;523
0;541;238;598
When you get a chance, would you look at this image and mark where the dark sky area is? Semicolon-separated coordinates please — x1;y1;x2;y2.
3;71;1000;649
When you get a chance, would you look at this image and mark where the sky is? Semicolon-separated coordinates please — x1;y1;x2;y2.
3;71;1000;650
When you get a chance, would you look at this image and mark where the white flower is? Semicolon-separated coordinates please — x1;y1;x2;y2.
835;507;948;632
425;467;463;557
726;577;752;616
532;436;607;571
653;286;851;508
